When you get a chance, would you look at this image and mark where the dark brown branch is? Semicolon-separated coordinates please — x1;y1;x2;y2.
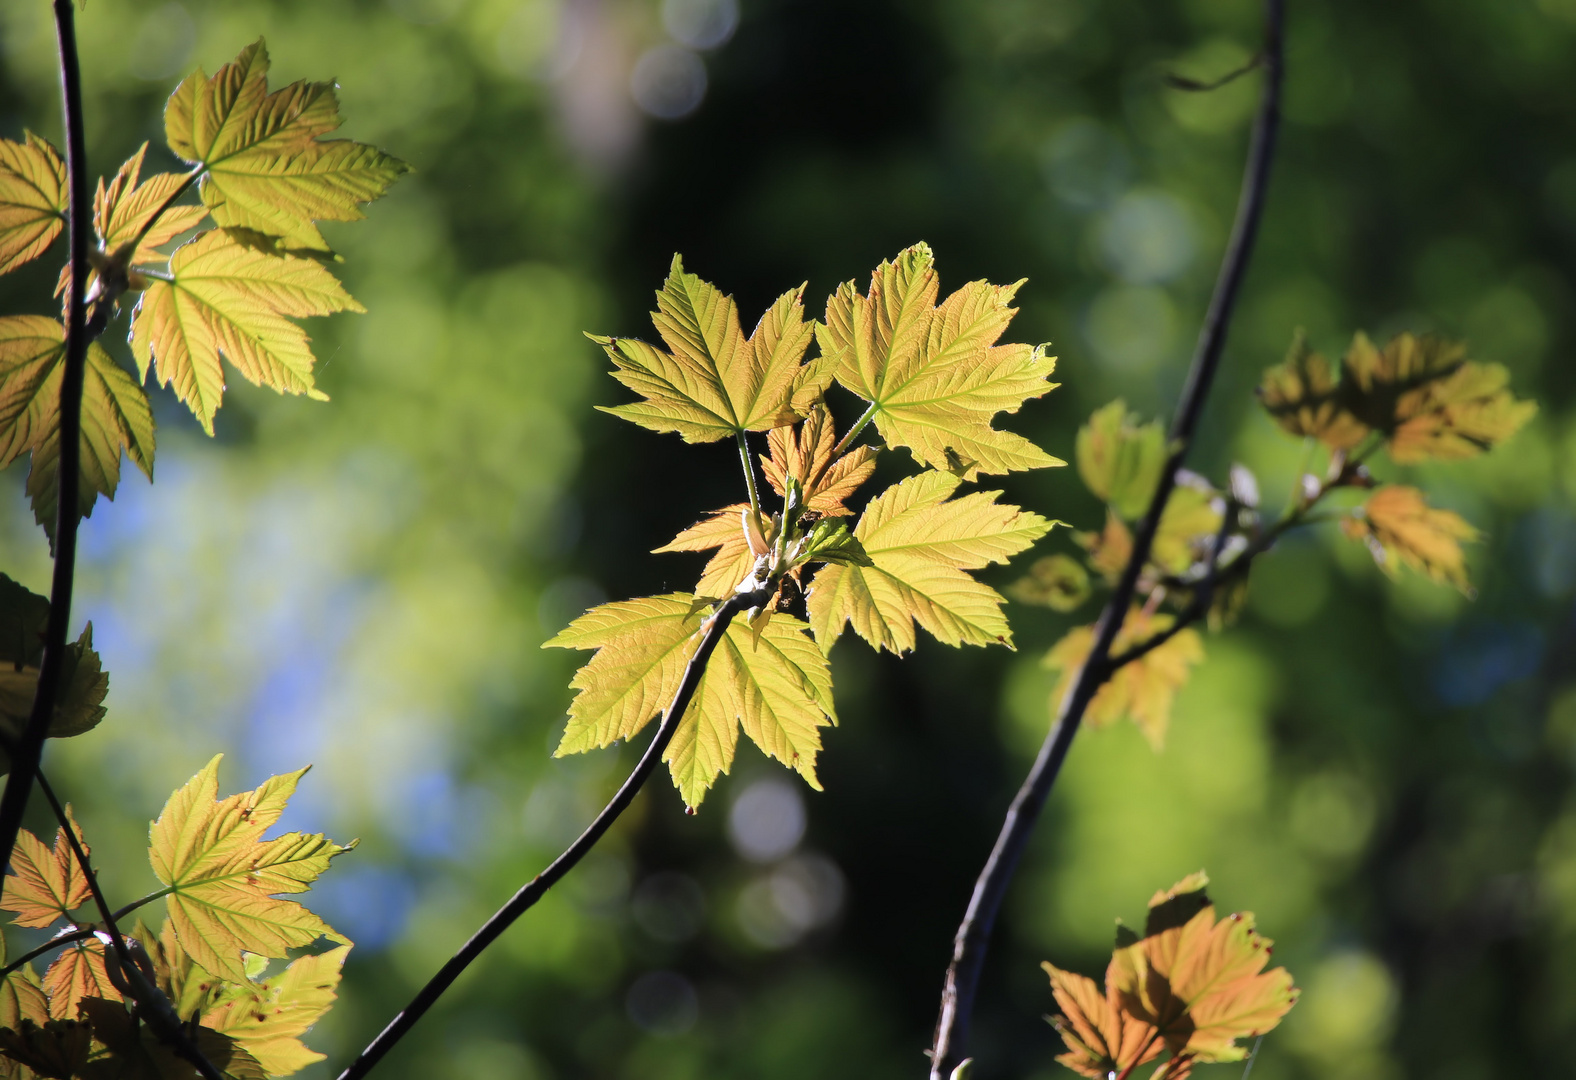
926;3;1286;1075
336;585;774;1080
0;0;93;887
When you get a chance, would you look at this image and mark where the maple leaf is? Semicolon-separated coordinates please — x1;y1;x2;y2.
0;1016;91;1080
594;258;822;442
760;404;878;517
0;811;92;929
1108;873;1298;1064
817;242;1061;480
806;471;1053;653
130;230;362;433
95;144;209;269
1341;484;1478;593
1149;484;1223;577
165;40;408;252
0;133;65;277
147;756;355;983
1006;554;1091;612
41;939;121;1022
1077;400;1166;519
1256;331;1368;451
545;594;836;808
1042;960;1162;1079
1387;359;1537;464
1076;510;1133;585
201;945;348;1075
0;577;110;768
653;504;761;599
0;319;156;544
1043;608;1204;748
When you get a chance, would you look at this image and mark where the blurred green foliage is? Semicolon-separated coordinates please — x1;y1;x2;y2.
0;1;1573;1078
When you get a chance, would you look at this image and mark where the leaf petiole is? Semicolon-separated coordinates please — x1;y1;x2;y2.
737;430;764;536
831;401;879;459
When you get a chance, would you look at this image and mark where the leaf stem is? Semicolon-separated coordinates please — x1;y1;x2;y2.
925;3;1286;1074
0;0;94;894
737;430;763;529
335;584;775;1080
831;401;879;458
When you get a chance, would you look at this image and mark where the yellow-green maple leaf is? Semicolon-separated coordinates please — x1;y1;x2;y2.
130;230;361;432
806;470;1053;653
0;811;91;929
817;242;1061;479
1076;400;1166;519
201;945;348;1076
1388;359;1536;463
95;143;209;268
1043;608;1204;749
0;133;65;277
594;257;825;442
165;40;407;252
1341;484;1478;593
1256;331;1368;451
653;504;760;598
545;594;836;808
148;756;355;984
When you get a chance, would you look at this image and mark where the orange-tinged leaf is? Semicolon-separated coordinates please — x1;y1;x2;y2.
594;258;818;442
1075;510;1132;584
1341;485;1478;593
653;504;760;599
806;471;1053;653
1256;332;1368;450
1043;961;1162;1079
817;242;1061;479
201;944;348;1075
41;939;121;1021
95;144;207;268
545;594;835;808
165;40;407;252
0;811;91;929
130;230;361;433
1108;873;1298;1063
760;404;878;517
1389;360;1537;463
0;133;65;276
1043;609;1204;748
148;756;355;983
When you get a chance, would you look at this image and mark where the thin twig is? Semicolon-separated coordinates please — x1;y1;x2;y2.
34;773;225;1080
335;584;773;1080
0;0;94;887
926;4;1285;1075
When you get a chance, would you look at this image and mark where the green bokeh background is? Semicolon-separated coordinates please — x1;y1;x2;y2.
2;1;1574;1078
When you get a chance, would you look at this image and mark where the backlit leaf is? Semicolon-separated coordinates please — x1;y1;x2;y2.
0;810;91;929
1108;873;1298;1063
546;594;836;808
165;40;408;252
1341;484;1478;593
1042;961;1161;1079
1256;331;1368;450
201;945;348;1076
806;471;1053;653
1150;484;1223;577
1388;359;1537;463
0;619;111;774
760;404;877;518
0;133;65;276
130;230;361;433
818;242;1062;479
1076;400;1166;519
1043;609;1204;748
95;144;208;268
41;940;120;1022
147;756;355;983
653;504;760;599
0;1016;91;1080
1006;554;1090;612
594;258;818;442
1075;511;1132;584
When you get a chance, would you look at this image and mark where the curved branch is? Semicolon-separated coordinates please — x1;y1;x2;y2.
335;585;774;1080
0;0;93;887
926;4;1286;1075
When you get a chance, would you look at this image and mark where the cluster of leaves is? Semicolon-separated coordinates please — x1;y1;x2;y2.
1043;872;1297;1080
1009;329;1535;748
0;39;405;543
0;576;106;774
549;243;1061;807
0;757;352;1079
